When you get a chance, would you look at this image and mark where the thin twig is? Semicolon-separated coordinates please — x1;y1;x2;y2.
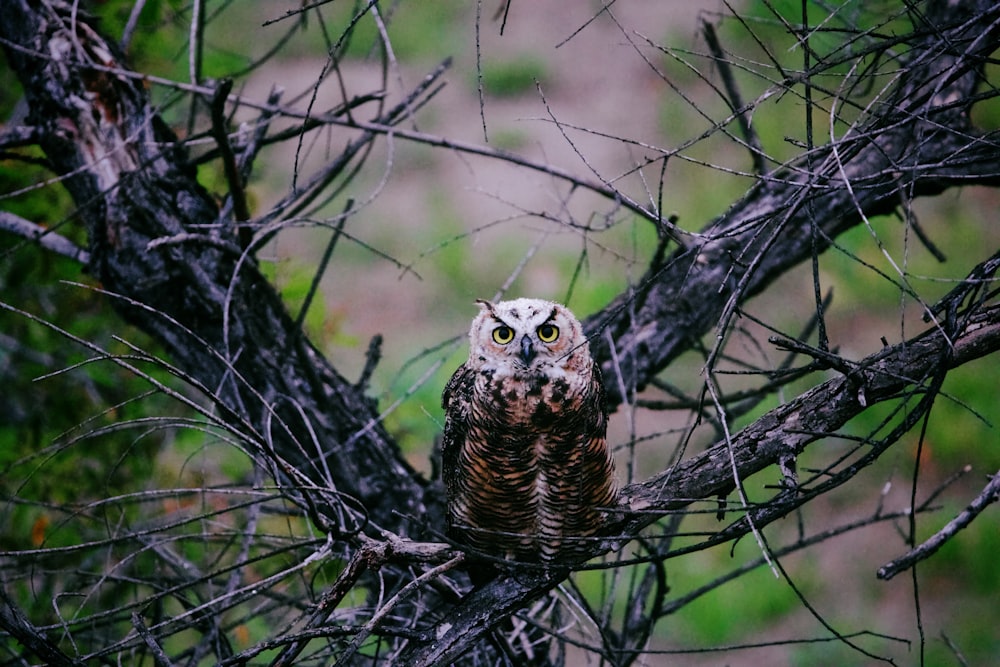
702;19;768;175
132;611;175;667
878;469;1000;580
293;198;352;333
333;552;465;666
237;85;285;185
357;334;383;391
209;78;252;246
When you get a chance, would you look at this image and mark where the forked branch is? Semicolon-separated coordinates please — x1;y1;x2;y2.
402;274;1000;663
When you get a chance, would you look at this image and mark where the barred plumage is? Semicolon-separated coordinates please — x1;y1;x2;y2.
441;298;617;564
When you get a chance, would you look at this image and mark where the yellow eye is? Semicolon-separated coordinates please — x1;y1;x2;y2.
492;325;515;345
537;324;559;343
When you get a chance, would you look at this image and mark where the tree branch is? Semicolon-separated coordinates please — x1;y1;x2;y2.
0;586;79;666
620;303;1000;527
402;277;1000;663
877;469;1000;580
0;211;90;264
4;1;1000;664
0;0;430;535
585;0;1000;405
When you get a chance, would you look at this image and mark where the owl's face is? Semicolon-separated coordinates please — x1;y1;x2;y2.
466;298;589;375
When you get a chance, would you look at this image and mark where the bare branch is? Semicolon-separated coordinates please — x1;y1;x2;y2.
878;469;1000;580
701;19;768;176
586;0;1000;404
402;279;1000;662
0;211;90;264
3;1;1000;664
0;589;75;664
621;303;1000;529
208;77;252;243
0;0;429;536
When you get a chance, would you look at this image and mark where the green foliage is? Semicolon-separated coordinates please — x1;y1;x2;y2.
477;54;548;98
317;0;467;62
260;245;342;346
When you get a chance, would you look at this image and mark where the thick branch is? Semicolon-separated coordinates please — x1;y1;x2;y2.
0;0;431;535
402;275;1000;664
585;0;1000;405
4;2;1000;663
621;304;1000;518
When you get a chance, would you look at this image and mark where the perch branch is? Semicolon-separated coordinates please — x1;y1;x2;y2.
584;0;1000;405
401;289;1000;664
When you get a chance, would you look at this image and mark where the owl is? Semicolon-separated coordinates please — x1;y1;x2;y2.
441;298;617;565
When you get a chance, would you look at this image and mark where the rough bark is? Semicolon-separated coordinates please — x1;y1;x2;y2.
585;0;1000;403
0;0;432;536
403;272;1000;665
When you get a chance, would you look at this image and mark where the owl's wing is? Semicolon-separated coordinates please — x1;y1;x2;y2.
441;362;470;411
440;363;475;494
588;360;609;424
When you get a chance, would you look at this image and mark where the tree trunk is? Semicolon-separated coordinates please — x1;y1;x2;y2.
0;0;432;536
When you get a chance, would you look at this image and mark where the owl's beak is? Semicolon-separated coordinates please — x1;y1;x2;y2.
520;335;535;365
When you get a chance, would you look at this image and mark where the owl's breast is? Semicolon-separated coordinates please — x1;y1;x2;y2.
444;355;614;563
477;367;587;428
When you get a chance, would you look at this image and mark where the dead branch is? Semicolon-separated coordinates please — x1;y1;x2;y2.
877;469;1000;580
401;278;1000;663
0;0;432;537
0;211;91;264
2;0;1000;664
586;0;1000;404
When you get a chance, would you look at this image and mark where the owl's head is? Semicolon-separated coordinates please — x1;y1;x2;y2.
466;298;591;374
